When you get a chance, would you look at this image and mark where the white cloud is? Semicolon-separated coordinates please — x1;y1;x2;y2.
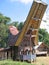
9;0;33;4
40;12;49;33
40;13;47;28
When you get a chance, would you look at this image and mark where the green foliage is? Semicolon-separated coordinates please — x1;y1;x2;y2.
43;37;49;46
18;22;24;31
0;13;10;47
0;23;8;47
0;13;11;24
10;21;19;27
0;60;35;65
39;28;49;46
9;22;24;31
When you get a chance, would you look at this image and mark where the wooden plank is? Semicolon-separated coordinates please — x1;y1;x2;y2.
25;34;36;37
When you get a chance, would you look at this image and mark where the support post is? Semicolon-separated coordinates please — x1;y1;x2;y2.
13;46;18;61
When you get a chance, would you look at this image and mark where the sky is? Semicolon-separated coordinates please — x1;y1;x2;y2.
0;0;49;32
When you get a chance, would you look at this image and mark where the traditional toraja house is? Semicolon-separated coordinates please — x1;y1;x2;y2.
7;0;47;61
34;42;49;56
0;47;10;60
0;0;47;61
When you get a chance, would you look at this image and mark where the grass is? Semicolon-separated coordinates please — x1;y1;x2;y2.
0;56;49;65
0;59;35;65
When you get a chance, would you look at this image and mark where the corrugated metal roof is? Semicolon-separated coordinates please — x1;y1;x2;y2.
34;42;42;49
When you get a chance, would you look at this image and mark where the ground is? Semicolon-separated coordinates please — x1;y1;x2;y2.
0;56;49;65
33;56;49;65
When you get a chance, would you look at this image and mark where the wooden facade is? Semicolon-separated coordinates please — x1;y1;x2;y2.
0;47;11;60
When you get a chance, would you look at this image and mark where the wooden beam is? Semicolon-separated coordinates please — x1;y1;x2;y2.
25;34;36;37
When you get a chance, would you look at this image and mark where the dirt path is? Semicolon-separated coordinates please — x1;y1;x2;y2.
32;56;49;65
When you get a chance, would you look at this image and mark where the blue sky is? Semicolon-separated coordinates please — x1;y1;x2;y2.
0;0;33;22
0;0;49;32
0;0;49;22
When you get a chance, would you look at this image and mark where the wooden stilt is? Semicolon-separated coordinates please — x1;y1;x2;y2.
13;46;18;61
7;51;8;59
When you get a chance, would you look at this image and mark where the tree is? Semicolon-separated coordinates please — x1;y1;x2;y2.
39;28;49;46
18;22;24;31
10;21;19;27
10;21;24;31
0;13;11;47
43;37;49;46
